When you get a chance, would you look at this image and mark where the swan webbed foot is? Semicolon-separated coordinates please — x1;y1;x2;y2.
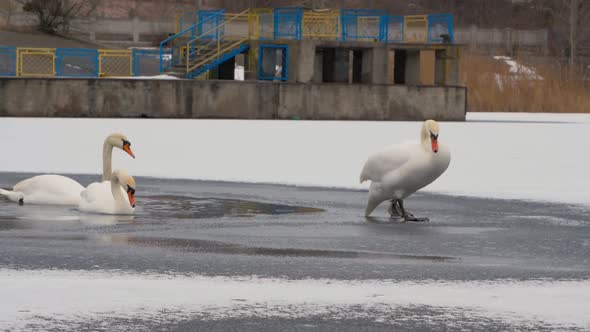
388;199;403;218
18;198;24;206
403;214;430;222
398;200;430;222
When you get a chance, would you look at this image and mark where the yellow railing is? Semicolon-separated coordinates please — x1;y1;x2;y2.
301;12;340;39
184;9;251;75
404;15;428;43
17;48;55;77
98;50;132;77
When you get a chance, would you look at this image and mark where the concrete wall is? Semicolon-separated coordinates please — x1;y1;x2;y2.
0;78;466;121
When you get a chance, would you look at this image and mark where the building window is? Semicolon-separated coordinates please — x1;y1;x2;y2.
258;45;289;81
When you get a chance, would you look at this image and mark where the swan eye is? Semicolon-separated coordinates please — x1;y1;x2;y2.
122;139;131;148
127;185;135;195
430;132;438;140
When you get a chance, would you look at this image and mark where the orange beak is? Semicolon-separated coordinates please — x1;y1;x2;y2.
431;138;439;153
127;192;136;208
123;144;135;159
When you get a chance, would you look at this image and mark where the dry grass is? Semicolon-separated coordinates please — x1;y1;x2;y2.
461;53;590;113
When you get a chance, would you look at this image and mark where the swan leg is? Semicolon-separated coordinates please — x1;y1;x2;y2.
387;200;403;218
399;200;429;222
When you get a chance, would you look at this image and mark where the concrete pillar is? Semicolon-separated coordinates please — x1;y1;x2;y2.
505;28;513;56
296;40;315;83
419;50;435;85
405;50;420;85
445;47;460;86
388;50;395;85
313;50;323;83
348;50;354;84
132;16;140;43
469;25;477;51
370;47;388;84
89;17;97;41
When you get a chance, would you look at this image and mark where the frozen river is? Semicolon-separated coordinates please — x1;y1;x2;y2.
1;173;589;331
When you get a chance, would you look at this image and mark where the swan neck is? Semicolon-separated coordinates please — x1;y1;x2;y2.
420;125;430;151
102;140;114;182
110;176;125;203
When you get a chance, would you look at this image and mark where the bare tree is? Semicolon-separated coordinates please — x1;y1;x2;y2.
17;0;98;33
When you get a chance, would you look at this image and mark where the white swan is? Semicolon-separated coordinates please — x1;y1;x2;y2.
0;133;135;206
360;120;451;221
79;169;136;215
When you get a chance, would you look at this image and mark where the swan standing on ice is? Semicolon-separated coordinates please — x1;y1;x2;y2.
360;120;451;221
79;169;136;215
0;133;135;206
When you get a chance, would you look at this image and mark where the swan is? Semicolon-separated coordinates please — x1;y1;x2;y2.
79;169;136;215
0;133;135;206
360;120;451;221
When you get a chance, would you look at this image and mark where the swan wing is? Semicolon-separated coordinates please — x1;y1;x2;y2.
360;143;416;183
79;181;132;215
6;175;84;205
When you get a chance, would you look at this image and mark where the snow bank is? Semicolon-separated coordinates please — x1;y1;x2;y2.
493;56;543;80
0;113;588;205
0;269;588;330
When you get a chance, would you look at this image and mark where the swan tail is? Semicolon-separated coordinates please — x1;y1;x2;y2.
0;188;24;203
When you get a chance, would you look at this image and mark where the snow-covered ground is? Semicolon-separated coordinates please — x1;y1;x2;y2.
0;112;587;206
1;269;588;330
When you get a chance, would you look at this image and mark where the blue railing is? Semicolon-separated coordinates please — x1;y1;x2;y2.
159;10;225;73
341;9;386;41
383;15;405;43
0;47;167;78
273;7;303;40
427;14;454;43
132;49;163;76
55;48;99;77
0;46;17;77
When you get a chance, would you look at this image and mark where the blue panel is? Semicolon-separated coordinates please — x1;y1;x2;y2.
55;48;98;77
340;9;386;41
428;14;454;43
273;7;302;40
133;49;166;77
384;15;404;43
0;46;17;77
258;44;288;81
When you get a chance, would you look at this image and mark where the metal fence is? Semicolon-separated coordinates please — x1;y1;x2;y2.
0;46;17;77
56;48;99;77
18;48;56;77
0;47;165;78
132;49;162;76
341;9;385;41
274;7;303;40
404;15;429;43
301;11;341;40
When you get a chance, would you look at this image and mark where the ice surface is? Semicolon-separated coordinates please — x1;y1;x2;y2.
0;113;587;205
0;269;588;330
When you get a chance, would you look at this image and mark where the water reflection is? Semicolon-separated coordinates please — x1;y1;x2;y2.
0;195;323;231
106;235;456;262
140;195;324;219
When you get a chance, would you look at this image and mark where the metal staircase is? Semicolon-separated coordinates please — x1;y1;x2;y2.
159;9;252;79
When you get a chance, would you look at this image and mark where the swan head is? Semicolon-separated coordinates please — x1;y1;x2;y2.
421;120;440;153
113;169;136;208
106;133;135;159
